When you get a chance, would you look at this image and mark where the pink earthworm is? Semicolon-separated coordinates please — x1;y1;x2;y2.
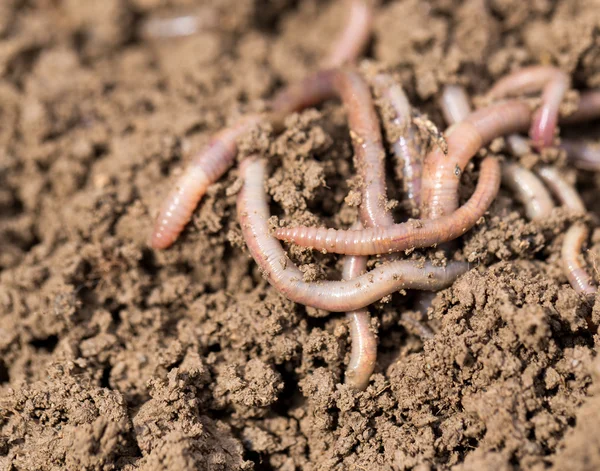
151;114;264;249
438;84;551;222
536;166;595;297
322;0;373;68
487;66;570;149
536;166;586;214
420;100;531;220
238;158;469;310
502;163;555;221
372;73;422;211
561;224;596;298
151;1;374;249
341;244;377;390
439;84;472;125
561;90;600;124
276;68;394;227
560;139;600;171
274;156;501;255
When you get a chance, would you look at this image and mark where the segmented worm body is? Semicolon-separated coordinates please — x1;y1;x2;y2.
342;247;377;390
487;66;570;149
420;100;531;219
151;114;263;249
275;157;501;255
561;139;600;171
561;224;596;298
502;163;555;221
322;0;373;68
562;90;600;124
537;166;595;297
373;73;422;211
238;158;469;310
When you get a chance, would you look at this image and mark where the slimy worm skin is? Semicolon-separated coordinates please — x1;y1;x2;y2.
373;73;422;212
420;100;531;220
322;1;373;69
151;115;263;249
560;139;600;171
486;65;570;150
502;163;555;221
341;242;377;391
238;158;469;311
561;224;596;298
274;156;501;255
561;89;600;124
536;166;596;297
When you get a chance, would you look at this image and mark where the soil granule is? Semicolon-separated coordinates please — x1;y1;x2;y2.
2;1;600;470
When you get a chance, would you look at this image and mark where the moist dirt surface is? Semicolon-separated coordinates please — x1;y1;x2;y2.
2;1;600;470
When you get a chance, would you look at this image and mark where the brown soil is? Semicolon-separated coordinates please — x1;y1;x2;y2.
2;0;600;470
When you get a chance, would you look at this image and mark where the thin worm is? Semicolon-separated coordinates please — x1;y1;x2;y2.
487;66;570;149
373;73;422;211
536;166;595;296
420;100;531;220
322;0;373;68
561;90;600;124
536;166;585;214
560;139;600;171
274;157;501;255
238;158;469;310
439;84;472;125
561;224;596;298
502;163;555;221
151;114;263;249
342;245;377;390
276;68;394;228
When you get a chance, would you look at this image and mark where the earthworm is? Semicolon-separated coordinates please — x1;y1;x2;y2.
238;158;469;310
506;134;531;157
341;245;377;390
439;84;472;125
536;166;595;296
561;224;596;298
151;114;264;249
438;84;549;222
560;139;600;171
276;68;394;227
274;156;501;255
561;89;600;124
536;166;585;214
487;66;570;149
373;73;422;211
501;163;555;221
420;100;531;220
322;0;373;68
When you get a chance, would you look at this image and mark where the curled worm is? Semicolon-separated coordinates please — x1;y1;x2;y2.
275;156;501;255
238;158;469;310
487;66;570;149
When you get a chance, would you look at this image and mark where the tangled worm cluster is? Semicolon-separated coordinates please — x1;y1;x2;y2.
150;1;600;390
